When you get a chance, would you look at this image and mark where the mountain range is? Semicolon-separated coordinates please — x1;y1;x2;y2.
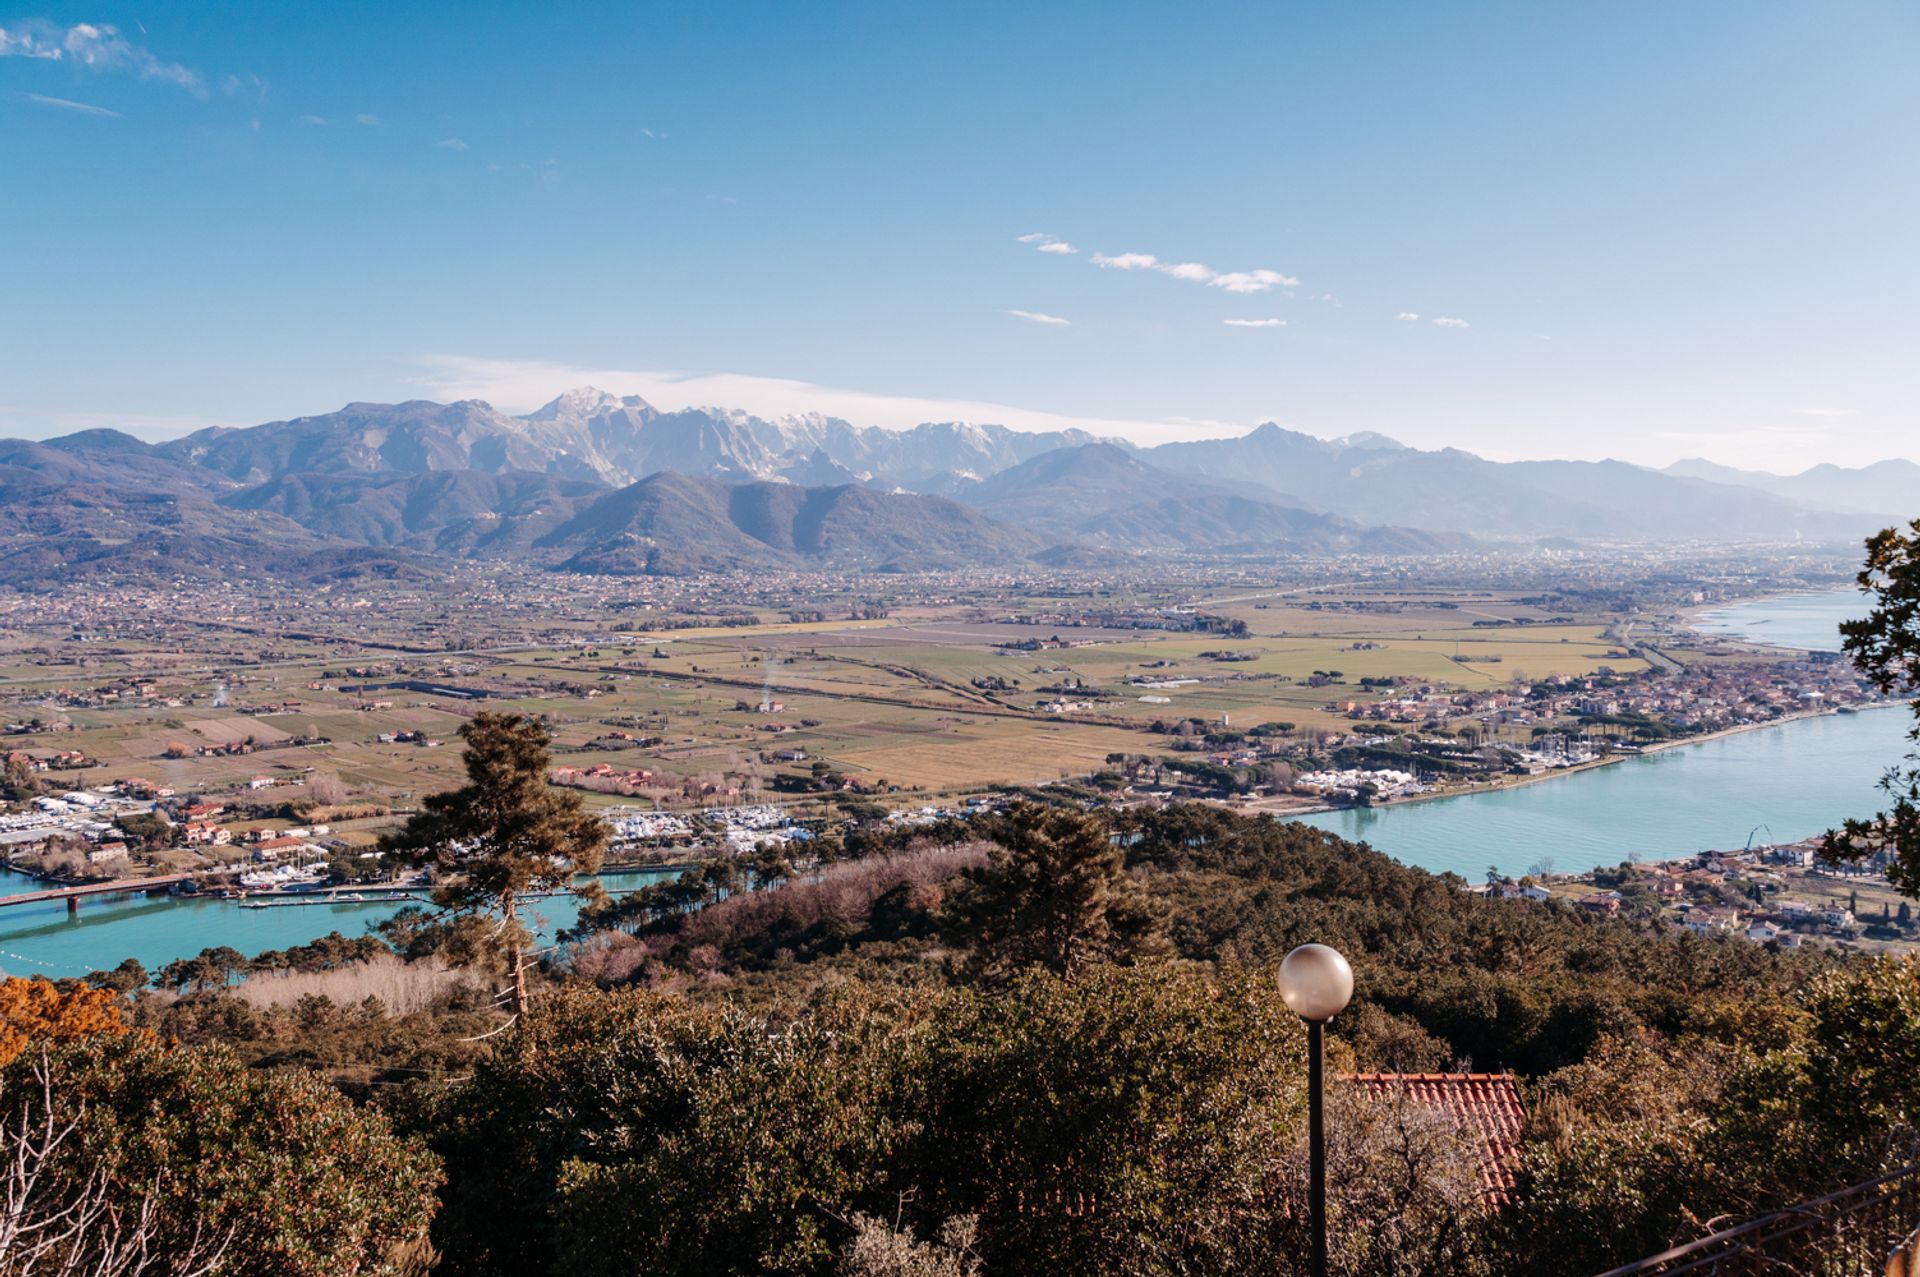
1663;457;1920;522
0;388;1904;584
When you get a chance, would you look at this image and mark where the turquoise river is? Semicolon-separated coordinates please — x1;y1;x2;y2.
0;589;1907;977
1294;588;1909;881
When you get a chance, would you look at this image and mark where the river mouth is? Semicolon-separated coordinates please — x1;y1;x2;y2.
1690;587;1865;653
1290;704;1907;880
1289;589;1902;879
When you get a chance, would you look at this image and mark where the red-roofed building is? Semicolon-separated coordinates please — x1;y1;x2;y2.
251;835;307;861
1575;892;1622;918
1349;1072;1526;1207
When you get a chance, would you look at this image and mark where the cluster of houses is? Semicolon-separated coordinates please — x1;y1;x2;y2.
551;763;658;795
1338;658;1882;738
702;804;811;853
0;768;352;883
374;729;442;747
1487;837;1894;948
608;810;694;844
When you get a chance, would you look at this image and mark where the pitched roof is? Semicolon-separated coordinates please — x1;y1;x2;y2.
1349;1072;1526;1207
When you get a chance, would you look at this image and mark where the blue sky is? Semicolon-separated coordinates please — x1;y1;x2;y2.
2;2;1915;470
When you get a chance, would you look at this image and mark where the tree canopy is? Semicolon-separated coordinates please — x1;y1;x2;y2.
1828;518;1920;891
940;802;1169;982
384;712;610;1016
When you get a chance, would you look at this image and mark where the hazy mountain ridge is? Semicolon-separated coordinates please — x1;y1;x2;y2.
1144;424;1877;541
222;470;608;557
134;388;1903;545
0;462;384;586
155;389;1115;493
536;472;1049;575
0;388;1904;585
1664;457;1920;520
961;443;1464;554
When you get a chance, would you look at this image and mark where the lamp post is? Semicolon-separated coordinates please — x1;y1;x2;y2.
1278;943;1354;1277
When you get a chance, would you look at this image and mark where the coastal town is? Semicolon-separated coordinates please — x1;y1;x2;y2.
1507;834;1917;953
0;554;1905;960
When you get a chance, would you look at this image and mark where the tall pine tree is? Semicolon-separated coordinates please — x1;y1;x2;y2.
942;802;1169;983
385;712;609;1016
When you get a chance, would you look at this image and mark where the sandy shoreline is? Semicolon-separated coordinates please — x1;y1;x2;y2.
1681;586;1860;652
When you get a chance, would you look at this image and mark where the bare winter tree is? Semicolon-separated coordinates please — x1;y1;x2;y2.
0;1055;231;1277
839;1213;982;1277
304;772;348;806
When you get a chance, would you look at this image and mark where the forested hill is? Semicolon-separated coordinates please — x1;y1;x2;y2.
16;801;1914;1277
584;802;1822;1076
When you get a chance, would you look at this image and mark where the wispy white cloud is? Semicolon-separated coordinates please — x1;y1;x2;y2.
1223;318;1286;328
1212;270;1297;294
221;72;266;104
354;112;381;126
0;21;204;94
1016;232;1078;255
1395;312;1420;321
1007;309;1071;327
411;354;1254;446
0;26;61;58
1090;249;1299;294
436;137;468;151
1432;316;1470;329
22;91;120;117
297;113;328;125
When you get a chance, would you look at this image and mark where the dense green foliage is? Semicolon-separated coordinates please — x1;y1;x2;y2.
19;793;1914;1275
1498;954;1920;1273
1117;805;1819;1075
941;802;1170;981
415;967;1345;1277
3;1035;439;1275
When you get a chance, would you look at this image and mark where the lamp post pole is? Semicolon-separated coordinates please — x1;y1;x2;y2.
1308;1016;1327;1277
1278;942;1353;1277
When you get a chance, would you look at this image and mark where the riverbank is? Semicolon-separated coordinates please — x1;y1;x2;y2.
1344;586;1884;814
1292;701;1910;880
1238;703;1906;822
1259;703;1896;822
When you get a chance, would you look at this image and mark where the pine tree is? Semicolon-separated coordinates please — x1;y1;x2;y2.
385;712;609;1017
1828;519;1920;891
941;802;1169;983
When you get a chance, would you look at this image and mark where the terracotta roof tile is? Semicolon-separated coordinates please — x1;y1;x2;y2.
1348;1072;1526;1207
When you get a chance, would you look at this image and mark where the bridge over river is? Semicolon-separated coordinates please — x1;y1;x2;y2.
0;873;198;916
